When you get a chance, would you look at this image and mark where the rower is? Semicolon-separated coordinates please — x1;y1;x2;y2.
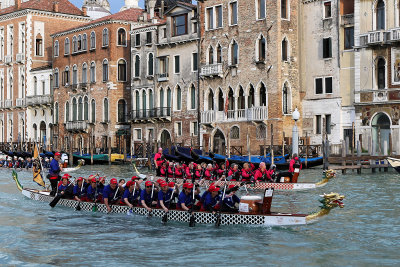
177;183;200;211
86;177;99;202
267;164;277;182
140;181;157;212
204;164;213;180
58;175;73;199
121;180;141;209
241;163;254;181
175;163;183;178
158;181;175;212
185;162;195;180
222;185;240;213
201;185;221;213
48;152;63;196
73;177;87;202
160;162;167;177
103;178;119;213
254;162;270;182
154;148;164;176
216;163;225;178
167;162;175;178
195;164;203;179
228;164;240;181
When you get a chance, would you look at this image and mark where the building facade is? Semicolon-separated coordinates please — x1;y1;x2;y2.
131;2;199;152
0;0;88;148
199;0;302;155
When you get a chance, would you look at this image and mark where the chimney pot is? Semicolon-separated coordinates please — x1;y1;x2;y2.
82;6;87;16
53;2;59;13
16;0;21;10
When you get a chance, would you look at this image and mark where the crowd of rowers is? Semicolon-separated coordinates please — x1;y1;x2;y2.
153;148;302;183
55;173;241;215
0;156;34;169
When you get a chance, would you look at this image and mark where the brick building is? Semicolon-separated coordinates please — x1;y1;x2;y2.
131;1;199;152
51;7;153;154
198;0;302;155
0;0;88;147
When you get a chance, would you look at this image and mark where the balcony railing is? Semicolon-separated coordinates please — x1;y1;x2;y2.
15;98;25;107
201;110;216;124
389;27;400;42
4;99;12;108
201;107;268;124
247;106;268;121
341;14;354;26
359;30;388;46
157;73;169;82
373;90;388;102
66;120;88;132
132;107;172;120
200;63;223;77
26;95;52;106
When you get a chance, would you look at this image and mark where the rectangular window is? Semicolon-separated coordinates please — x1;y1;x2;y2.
324;1;332;18
207;7;214;30
191;121;198;136
281;0;287;19
216;5;223;28
193;21;198;33
325;114;332;134
258;0;266;19
35;37;43;56
135;34;140;46
135;129;142;140
146;32;152;44
230;1;238;25
173;14;188;36
344;27;354;50
315;78;323;94
192;53;198;71
316;115;321;134
325;77;333;93
176;122;182;136
162;28;167;38
174;55;180;74
323;37;332;59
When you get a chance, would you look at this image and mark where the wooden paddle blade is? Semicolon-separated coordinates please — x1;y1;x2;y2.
92;204;97;212
75;203;81;211
162;213;168;223
189;213;196;227
49;195;62;208
215;213;221;227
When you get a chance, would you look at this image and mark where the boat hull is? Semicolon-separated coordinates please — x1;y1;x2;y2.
21;189;308;226
387;157;400;173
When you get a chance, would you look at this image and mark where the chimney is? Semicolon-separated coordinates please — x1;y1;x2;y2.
16;0;21;10
160;0;164;18
148;0;156;19
82;6;87;16
53;2;59;13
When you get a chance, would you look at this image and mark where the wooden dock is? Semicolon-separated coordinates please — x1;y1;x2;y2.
328;156;392;174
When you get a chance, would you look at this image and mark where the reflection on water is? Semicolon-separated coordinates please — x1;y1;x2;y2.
0;166;400;265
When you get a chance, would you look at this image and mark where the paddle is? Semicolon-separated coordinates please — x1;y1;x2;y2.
189;183;196;227
49;179;73;208
147;178;155;217
92;181;99;212
215;180;228;227
75;178;84;211
162;186;176;224
127;181;138;216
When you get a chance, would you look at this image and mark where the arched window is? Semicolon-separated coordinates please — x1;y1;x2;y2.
167;88;171;115
54;68;59;88
54;40;59;57
64;66;70;86
72;36;77;53
78;97;83;120
149;89;154;110
160;88;164;108
190;84;196;109
135;55;140;77
118;59;127;81
260;83;267;106
90;31;96;49
82;63;88;84
54;102;59;124
208;46;214;64
257;35;266;62
103;98;109;122
282;38;288;61
377;58;386;89
142;91;147;113
91;99;96;123
117;28;126;46
64;37;70;55
135;91;140;114
176;85;182;110
84;96;89;120
218;88;224;111
102;28;109;47
34;76;37;95
82;34;87;51
217;44;222;63
148;53;154;76
118;99;126;122
230;126;240;139
238;86;245;110
103;59;109;82
72;98;77;121
65;101;70;122
230;40;238;65
72;65;78;85
77;35;82;51
208;89;214;110
35;33;42;56
90;62;95;83
282;82;291;114
376;0;385;30
228;87;234;112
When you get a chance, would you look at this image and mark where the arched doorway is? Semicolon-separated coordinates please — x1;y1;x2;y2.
40;121;46;145
213;129;226;155
160;130;171;148
371;113;391;155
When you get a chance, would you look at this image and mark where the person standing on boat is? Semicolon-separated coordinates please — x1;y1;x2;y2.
201;185;221;213
48;152;63;196
140;181;158;212
289;154;302;174
154;148;164;176
103;178;119;213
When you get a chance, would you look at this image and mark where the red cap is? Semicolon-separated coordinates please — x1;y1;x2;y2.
228;184;236;189
55;152;61;157
145;181;153;187
88;175;95;179
159;181;168;187
168;182;175;187
295;157;299;160
209;185;219;192
77;177;84;181
183;183;194;189
90;177;97;183
126;180;134;187
99;177;105;181
131;176;139;180
62;173;71;178
61;176;69;180
156;179;163;184
110;178;118;184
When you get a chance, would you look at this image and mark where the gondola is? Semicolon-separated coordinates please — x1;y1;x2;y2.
387;157;400;173
12;171;344;227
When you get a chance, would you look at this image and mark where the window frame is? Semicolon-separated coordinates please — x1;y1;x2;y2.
256;0;266;20
314;76;333;95
174;55;180;74
281;0;290;20
117;58;127;82
229;1;238;26
102;28;109;48
54;40;59;57
323;1;332;19
192;52;198;72
90;31;96;50
172;14;188;36
102;59;109;82
147;53;154;76
117;27;127;46
322;37;332;59
64;37;70;55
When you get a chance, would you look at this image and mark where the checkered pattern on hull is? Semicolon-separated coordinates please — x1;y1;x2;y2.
23;189;280;226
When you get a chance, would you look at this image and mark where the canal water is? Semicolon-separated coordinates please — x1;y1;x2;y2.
0;165;399;266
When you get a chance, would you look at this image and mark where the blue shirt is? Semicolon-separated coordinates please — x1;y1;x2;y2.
103;184;118;200
203;193;220;211
157;188;174;206
223;194;240;208
177;191;200;209
86;185;100;200
140;189;156;206
73;183;87;197
49;159;60;177
58;184;68;192
122;188;141;203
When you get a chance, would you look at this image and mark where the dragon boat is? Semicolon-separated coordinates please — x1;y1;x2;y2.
62;159;85;173
12;171;344;227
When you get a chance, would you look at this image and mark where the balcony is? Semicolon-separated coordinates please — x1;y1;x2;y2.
4;99;12;108
66;120;89;132
200;63;223;77
80;82;88;90
359;30;388;46
15;98;25;107
341;14;354;27
26;95;52;106
157;73;169;82
201;107;268;124
4;55;12;64
389;27;400;42
247;106;268;121
132;107;171;122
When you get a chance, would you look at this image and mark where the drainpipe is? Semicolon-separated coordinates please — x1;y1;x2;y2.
196;1;201;148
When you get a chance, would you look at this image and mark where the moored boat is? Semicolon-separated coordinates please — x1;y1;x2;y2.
12;171;344;227
387;157;400;173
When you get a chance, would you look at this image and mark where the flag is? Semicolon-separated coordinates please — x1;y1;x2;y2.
224;96;229;115
33;143;45;188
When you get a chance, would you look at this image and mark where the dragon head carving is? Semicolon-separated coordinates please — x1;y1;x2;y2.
320;192;345;209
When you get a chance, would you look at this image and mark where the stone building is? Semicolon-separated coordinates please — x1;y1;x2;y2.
51;7;152;153
300;0;355;148
354;0;400;155
131;1;199;150
0;0;88;147
198;0;302;155
82;0;111;20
